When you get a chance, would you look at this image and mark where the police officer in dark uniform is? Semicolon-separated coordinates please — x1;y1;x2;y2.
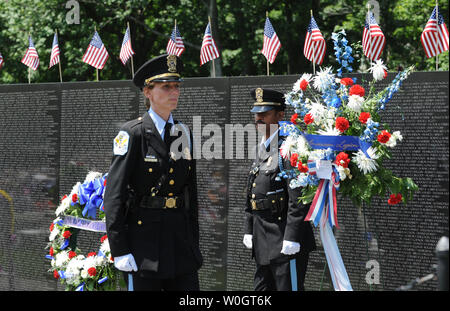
243;88;316;291
104;54;202;291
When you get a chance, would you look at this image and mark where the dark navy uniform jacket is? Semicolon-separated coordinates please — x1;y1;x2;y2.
244;135;316;265
104;112;202;279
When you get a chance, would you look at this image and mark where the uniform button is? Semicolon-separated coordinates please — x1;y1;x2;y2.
169;179;175;185
252;194;256;199
148;168;153;173
272;200;276;203
252;183;256;187
280;197;283;201
189;166;191;170
168;193;173;197
278;217;282;221
137;220;142;225
169;168;174;173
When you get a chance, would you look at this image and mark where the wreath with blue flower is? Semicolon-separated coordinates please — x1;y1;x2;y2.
46;171;123;291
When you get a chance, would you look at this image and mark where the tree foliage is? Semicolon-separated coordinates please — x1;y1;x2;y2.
0;0;448;84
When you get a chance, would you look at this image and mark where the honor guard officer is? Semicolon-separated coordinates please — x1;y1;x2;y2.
243;88;316;291
104;54;203;291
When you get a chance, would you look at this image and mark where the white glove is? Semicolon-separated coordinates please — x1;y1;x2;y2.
243;234;253;249
281;240;300;255
113;253;138;272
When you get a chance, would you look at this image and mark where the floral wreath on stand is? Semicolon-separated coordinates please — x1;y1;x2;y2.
278;30;418;291
46;171;122;291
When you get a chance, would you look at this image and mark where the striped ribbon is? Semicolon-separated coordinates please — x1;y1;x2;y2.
305;159;352;291
305;160;340;229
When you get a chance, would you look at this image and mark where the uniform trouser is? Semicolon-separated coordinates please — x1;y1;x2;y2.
254;251;310;291
124;271;199;291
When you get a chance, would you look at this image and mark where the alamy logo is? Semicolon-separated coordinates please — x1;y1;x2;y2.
66;0;80;25
365;259;380;285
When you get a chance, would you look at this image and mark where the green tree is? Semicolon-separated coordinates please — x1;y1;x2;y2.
0;0;448;84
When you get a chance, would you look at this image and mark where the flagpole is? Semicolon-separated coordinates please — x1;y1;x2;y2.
208;16;216;78
266;11;270;76
436;0;439;70
27;32;31;84
94;26;99;82
366;4;373;68
127;22;135;77
56;29;63;83
311;10;316;75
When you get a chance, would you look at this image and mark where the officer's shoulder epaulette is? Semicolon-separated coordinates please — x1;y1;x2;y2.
120;117;143;131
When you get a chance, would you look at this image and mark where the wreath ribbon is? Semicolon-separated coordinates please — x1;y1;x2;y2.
305;159;352;291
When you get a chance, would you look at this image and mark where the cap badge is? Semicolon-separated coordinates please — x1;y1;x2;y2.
255;88;263;103
167;55;177;73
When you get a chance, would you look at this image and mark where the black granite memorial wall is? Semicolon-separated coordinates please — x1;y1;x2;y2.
0;72;447;291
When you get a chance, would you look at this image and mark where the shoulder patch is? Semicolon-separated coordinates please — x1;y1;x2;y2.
113;131;130;156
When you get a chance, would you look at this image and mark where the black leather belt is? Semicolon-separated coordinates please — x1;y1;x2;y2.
140;195;184;209
250;192;286;211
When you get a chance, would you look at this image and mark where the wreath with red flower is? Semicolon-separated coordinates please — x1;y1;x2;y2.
46;172;123;291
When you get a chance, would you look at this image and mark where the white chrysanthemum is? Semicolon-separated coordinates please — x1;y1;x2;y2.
317;120;341;136
55;195;71;216
352;147;380;174
306;101;327;123
100;239;111;255
313;67;335;92
65;256;84;284
347;95;364;112
84;171;102;183
293;73;313;92
280;135;297;159
368;59;387;81
293;135;311;158
54;251;70;268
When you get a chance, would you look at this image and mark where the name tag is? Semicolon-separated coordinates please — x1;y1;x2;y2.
145;155;158;163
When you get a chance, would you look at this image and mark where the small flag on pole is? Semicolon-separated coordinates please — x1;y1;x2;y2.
304;16;326;65
82;31;109;69
119;26;135;65
421;5;449;58
49;33;60;68
261;17;281;64
0;53;4;69
362;11;385;61
166;24;185;57
21;36;40;70
200;22;220;66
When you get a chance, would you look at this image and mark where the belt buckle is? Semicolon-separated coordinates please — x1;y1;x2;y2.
251;200;257;210
165;197;176;209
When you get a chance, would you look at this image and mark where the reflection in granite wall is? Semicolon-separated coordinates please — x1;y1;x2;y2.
0;72;447;291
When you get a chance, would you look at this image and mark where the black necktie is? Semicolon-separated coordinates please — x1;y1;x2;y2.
163;122;173;149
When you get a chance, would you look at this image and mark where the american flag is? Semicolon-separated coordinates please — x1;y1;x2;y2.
200;22;220;66
166;25;185;57
362;11;385;61
421;6;449;58
21;36;40;71
0;53;3;69
82;31;109;69
49;33;60;68
119;26;135;65
261;17;281;64
304;16;326;65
